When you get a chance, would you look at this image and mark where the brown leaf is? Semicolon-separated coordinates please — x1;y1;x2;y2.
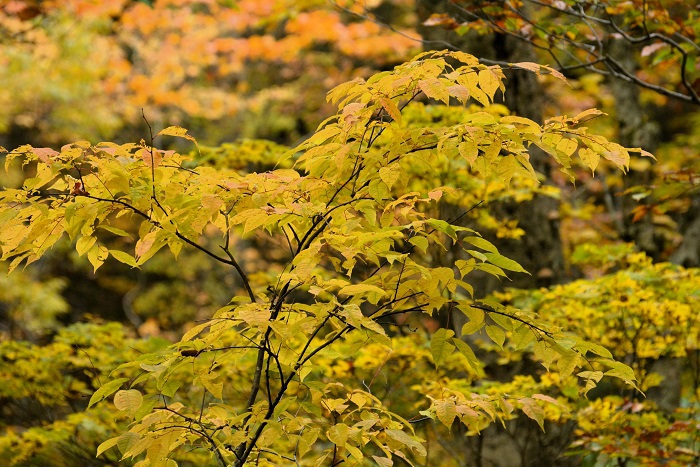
641;42;667;57
139;148;162;168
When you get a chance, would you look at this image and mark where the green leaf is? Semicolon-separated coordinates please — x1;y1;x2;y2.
426;219;457;240
557;350;580;377
512;325;535;350
577;370;604;383
604;360;638;385
88;378;129;409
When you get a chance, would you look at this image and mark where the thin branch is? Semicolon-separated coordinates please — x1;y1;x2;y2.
468;303;552;338
37;191;257;302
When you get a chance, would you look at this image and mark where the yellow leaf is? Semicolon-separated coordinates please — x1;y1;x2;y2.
379;165;401;189
578;148;600;174
87;244;109;272
447;84;470;103
114;389;143;414
418;78;449;103
327;423;349;446
379;97;402;124
435;399;457;427
136;231;157;258
157;126;196;143
460;306;485;335
573;108;605;122
556;137;578;157
338;283;387;298
478;68;501;101
372;456;394;467
511;61;541;74
459;140;478;165
96;437;120;458
76;235;97;257
485;325;506;349
199;375;223;400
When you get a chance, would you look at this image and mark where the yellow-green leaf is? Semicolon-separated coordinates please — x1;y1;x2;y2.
117;432;141;455
460;306;485;335
435;399;457;427
88;378;129;409
327;423;349;446
485;325;506;349
96;436;120;458
379;165;401;190
76;236;97;257
453;338;482;374
110;250;139;268
87;244;109;272
484;252;529;274
431;328;455;367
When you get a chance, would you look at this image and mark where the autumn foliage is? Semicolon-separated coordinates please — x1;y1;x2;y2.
1;1;699;466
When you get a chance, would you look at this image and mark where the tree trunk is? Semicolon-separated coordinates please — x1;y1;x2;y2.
416;2;572;466
417;1;566;296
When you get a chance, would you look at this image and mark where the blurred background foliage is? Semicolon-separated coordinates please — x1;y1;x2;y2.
1;0;700;465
